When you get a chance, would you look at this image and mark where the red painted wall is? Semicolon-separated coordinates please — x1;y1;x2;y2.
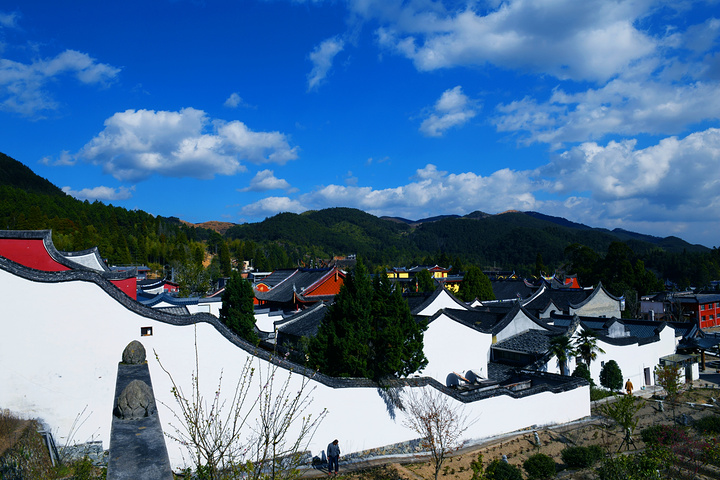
699;302;719;329
111;278;137;300
0;239;70;272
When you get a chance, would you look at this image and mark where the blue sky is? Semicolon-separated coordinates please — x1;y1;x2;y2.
1;1;719;247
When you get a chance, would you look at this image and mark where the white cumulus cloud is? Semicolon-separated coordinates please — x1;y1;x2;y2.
240;169;292;192
307;36;345;91
62;185;135;202
368;0;656;82
0;49;120;116
78;108;298;182
241;196;307;217
419;86;477;137
224;92;250;108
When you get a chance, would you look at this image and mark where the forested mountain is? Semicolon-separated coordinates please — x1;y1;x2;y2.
1;151;718;291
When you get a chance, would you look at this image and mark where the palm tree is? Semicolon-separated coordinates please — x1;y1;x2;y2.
573;329;605;369
548;335;573;376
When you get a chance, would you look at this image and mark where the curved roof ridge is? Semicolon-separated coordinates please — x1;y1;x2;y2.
522;282;547;306
410;285;468;315
274;302;327;328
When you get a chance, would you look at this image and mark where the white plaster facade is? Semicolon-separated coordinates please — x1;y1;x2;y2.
570;287;622;318
421;312;493;383
0;267;590;471
544;325;676;390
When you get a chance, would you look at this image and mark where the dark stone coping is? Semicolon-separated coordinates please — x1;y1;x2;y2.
107;362;173;480
0;254;587;403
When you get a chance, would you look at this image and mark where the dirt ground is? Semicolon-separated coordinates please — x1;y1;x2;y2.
318;383;720;480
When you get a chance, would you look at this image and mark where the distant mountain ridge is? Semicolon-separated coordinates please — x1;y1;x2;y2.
0;151;710;276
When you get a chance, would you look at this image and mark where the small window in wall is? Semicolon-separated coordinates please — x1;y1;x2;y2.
141;326;153;336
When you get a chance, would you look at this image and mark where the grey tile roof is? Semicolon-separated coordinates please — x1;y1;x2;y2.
492;330;555;355
522;285;593;315
275;303;328;339
491;280;537;301
256;269;297;289
254;268;336;303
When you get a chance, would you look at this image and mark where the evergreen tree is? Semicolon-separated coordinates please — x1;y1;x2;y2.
459;266;495;302
309;260;427;380
371;273;427;379
416;269;435;293
219;271;259;345
219;241;232;277
572;362;595;387
599;360;623;391
308;259;373;378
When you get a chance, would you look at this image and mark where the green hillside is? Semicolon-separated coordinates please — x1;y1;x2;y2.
0;151;717;291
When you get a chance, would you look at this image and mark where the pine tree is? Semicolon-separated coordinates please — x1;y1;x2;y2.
309;260;427;380
219;271;259;345
308;259;373;378
459;266;495;302
371;273;427;379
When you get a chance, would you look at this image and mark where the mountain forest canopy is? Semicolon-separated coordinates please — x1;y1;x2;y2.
1;151;719;293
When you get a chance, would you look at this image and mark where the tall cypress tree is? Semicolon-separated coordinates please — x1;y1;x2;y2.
308;259;373;378
371;272;427;380
219;271;259;345
309;262;427;380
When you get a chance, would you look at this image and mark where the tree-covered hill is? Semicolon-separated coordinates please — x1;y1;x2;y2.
1;151;717;290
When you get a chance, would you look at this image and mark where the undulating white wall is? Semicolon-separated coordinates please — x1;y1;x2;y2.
422;314;493;382
0;269;589;471
588;327;676;389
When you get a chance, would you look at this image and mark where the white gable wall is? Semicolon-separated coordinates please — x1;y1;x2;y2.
494;311;548;343
415;289;468;316
0;268;589;470
571;289;621;318
422;313;493;382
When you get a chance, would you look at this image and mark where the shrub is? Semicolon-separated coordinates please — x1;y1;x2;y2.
560;445;603;468
590;387;614;401
572;363;595;387
523;453;556;479
596;452;663;480
640;424;687;445
599;360;623;391
693;414;720;435
485;459;523;480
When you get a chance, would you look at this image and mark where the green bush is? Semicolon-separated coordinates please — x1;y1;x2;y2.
485;459;523;480
596;451;663;480
523;453;556;479
693;414;720;435
599;360;623;391
572;363;595;387
560;445;603;468
590;387;614;401
640;424;687;445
